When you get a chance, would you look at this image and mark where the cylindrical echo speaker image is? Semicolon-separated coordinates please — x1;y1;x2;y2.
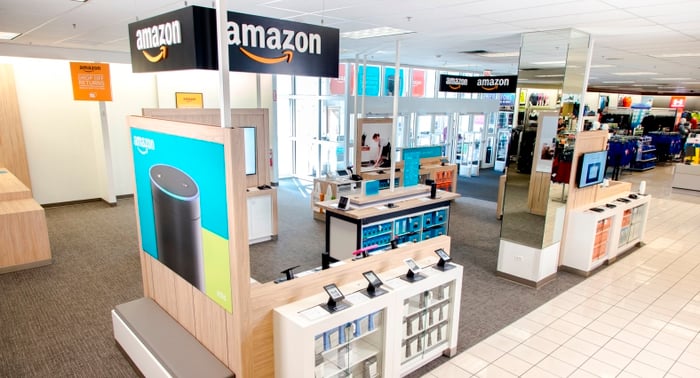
150;164;205;291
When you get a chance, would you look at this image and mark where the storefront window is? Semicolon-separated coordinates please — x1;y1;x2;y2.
383;67;408;96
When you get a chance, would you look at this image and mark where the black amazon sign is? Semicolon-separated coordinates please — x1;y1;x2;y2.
128;6;339;78
439;74;518;93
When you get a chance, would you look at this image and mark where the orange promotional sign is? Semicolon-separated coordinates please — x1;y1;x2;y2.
69;62;112;101
175;92;204;108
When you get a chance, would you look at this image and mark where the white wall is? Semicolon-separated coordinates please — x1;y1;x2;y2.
155;70;263;109
0;56;158;204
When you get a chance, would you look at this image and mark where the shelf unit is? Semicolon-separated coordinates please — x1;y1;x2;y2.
561;193;651;275
273;262;462;378
629;136;656;171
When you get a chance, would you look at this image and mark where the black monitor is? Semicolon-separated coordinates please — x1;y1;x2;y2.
576;150;607;188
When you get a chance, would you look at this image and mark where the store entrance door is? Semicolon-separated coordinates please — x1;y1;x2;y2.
457;114;488;177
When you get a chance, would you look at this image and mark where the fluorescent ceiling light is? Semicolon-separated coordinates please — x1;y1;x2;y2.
535;74;564;78
477;51;519;58
682;81;700;84
531;60;566;65
651;52;700;58
632;84;657;87
341;27;414;39
590;64;615;68
612;72;657;76
603;80;634;84
71;0;88;2
0;31;21;40
651;77;692;81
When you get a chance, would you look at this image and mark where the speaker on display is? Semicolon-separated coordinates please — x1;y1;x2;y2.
150;164;205;291
426;179;437;199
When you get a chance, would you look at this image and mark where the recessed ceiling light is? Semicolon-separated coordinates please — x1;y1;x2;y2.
632;84;658;87
612;72;657;76
531;60;566;65
651;77;692;81
590;64;615;68
71;0;88;2
651;52;700;58
603;81;635;84
341;27;414;39
476;51;519;58
0;31;21;40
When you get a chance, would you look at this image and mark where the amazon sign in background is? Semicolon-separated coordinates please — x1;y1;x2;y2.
439;74;518;93
128;5;340;78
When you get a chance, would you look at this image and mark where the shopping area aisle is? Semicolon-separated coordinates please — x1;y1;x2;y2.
424;167;700;377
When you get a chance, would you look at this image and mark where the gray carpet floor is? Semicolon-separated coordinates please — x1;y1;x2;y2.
0;174;586;377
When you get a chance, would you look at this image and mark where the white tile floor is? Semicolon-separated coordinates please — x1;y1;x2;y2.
423;165;700;377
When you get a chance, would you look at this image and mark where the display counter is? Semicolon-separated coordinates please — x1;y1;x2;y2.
560;192;651;275
0;169;52;273
311;177;362;221
274;257;462;377
317;185;460;261
672;163;700;192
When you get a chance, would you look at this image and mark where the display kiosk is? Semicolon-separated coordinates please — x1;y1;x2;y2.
318;185;459;261
114;116;458;378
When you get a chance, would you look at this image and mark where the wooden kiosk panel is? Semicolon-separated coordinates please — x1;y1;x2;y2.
127;116;251;376
0;65;32;189
0;169;51;273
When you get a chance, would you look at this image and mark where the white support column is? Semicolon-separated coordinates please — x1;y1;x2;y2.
216;0;231;128
390;40;400;191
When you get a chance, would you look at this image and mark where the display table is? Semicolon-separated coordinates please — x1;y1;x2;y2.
311;177;362;221
318;186;459;261
0;169;52;273
246;186;278;244
274;258;462;377
672;163;700;192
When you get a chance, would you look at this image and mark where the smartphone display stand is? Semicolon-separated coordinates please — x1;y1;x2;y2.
435;258;455;271
363;272;388;298
322;297;350;313
400;268;425;283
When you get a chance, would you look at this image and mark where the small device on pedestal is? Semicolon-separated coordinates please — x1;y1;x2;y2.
362;270;388;298
434;248;455;271
401;258;425;282
322;283;350;313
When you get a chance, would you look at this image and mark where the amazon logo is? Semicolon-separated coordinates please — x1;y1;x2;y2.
227;21;321;65
445;77;468;91
135;20;182;64
476;77;510;91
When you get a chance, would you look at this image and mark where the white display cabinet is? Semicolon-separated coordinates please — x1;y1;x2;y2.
274;262;462;378
561;193;651;274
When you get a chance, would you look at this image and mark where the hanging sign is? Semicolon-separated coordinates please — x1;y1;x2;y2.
128;6;339;77
669;96;686;109
226;11;339;77
438;74;518;93
69;62;112;101
128;6;217;72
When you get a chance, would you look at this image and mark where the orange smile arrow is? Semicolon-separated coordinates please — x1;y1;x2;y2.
142;46;168;63
448;84;461;90
240;48;294;64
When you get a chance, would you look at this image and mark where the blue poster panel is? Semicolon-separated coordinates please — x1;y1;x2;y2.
131;128;232;313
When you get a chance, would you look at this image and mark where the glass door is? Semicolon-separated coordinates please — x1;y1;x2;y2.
456;115;472;177
480;113;497;169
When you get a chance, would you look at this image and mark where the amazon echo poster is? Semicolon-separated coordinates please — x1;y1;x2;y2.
131;127;232;313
